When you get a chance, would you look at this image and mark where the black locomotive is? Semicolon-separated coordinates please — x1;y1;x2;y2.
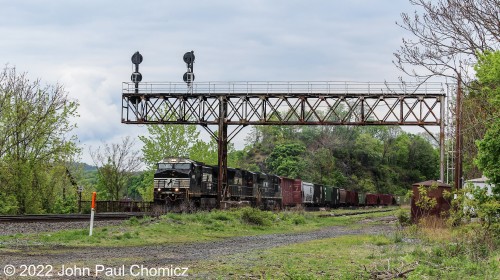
153;157;397;210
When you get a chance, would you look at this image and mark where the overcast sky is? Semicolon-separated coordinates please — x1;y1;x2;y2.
1;0;428;164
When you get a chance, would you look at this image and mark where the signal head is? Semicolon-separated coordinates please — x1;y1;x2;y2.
131;51;143;65
183;51;195;64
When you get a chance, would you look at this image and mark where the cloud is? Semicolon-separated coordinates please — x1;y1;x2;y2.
0;0;425;164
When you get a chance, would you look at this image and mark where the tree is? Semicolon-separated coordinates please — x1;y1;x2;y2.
395;0;499;82
138;124;200;168
90;136;142;200
266;143;307;178
0;66;80;213
475;51;500;191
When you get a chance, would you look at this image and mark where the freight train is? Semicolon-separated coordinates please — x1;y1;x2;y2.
153;157;397;210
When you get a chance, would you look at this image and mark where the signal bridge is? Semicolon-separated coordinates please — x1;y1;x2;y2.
122;81;444;126
122;80;446;207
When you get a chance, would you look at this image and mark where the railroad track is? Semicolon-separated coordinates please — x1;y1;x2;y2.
0;212;151;223
317;208;397;217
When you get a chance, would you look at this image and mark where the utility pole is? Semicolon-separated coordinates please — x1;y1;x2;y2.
454;73;463;190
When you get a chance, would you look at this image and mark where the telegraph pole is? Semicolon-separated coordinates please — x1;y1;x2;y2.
454;73;463;190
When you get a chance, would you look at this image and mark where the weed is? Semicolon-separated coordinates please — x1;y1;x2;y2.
240;207;274;226
210;210;235;221
126;216;140;226
291;215;306;225
396;208;411;227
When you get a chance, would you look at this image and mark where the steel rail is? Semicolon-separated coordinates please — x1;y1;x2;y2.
0;213;150;223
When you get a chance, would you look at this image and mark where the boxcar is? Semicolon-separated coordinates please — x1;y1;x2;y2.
324;186;332;207
379;194;393;206
331;187;340;208
365;193;379;206
292;179;303;206
281;176;301;207
358;192;366;206
302;181;314;205
339;189;347;205
347;190;359;206
313;184;324;206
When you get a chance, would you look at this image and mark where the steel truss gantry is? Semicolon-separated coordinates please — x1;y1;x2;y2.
122;81;446;207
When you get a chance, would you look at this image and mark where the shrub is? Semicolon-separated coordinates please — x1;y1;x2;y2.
397;209;411;227
240;207;274;226
126;216;140;226
210;210;235;221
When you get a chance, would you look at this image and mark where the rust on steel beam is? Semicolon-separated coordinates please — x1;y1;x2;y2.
122;82;445;126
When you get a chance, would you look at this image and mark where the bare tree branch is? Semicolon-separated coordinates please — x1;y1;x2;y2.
394;0;500;83
90;136;142;200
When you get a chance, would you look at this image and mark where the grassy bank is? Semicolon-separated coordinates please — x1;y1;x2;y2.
190;225;500;279
176;207;498;279
0;207;397;247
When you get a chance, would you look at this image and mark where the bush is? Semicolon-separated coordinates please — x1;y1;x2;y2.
397;209;411;227
239;207;274;226
209;210;235;221
126;216;140;226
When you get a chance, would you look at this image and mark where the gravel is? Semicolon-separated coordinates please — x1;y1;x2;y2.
0;216;396;279
0;220;126;236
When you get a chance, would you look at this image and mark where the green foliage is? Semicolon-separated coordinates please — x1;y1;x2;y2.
0;191;19;214
415;184;438;216
476;121;500;191
474;51;500;106
0;67;80;213
189;139;218;165
91;136;142;201
238;124;440;194
138;124;200;168
52;195;77;214
474;51;500;191
397;209;411;227
467;185;500;232
133;171;154;201
266;143;307;178
240;207;274;226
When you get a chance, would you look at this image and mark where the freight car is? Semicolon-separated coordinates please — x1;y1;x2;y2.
153;157;397;210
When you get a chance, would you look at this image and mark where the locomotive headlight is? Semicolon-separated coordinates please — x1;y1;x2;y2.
157;188;161;192
175;188;179;192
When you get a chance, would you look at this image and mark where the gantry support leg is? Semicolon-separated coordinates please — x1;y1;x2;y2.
439;95;445;183
217;97;228;209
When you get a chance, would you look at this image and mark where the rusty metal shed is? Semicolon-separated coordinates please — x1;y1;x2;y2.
411;180;452;222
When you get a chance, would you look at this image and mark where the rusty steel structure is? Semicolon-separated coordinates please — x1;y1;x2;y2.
122;81;446;207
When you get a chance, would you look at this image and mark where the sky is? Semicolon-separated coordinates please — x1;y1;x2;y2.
0;0;429;164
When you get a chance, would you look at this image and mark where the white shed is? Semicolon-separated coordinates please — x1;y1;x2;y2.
465;176;493;196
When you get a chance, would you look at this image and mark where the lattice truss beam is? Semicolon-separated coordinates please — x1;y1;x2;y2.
122;82;445;139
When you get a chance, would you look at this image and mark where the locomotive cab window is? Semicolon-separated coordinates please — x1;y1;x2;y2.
175;163;191;170
158;163;173;170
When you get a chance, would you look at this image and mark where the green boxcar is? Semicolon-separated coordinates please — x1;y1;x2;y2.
324;185;333;207
358;192;366;206
331;187;340;208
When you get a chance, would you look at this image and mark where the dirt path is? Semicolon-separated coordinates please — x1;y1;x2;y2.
0;216;396;279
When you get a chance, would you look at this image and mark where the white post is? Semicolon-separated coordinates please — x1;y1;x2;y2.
89;208;95;236
89;192;96;236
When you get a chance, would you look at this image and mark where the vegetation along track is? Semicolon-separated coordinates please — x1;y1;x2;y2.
0;215;397;279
